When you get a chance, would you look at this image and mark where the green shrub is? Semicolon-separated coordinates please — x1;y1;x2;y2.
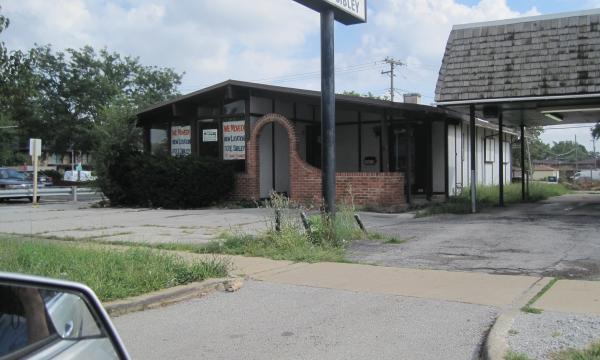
101;152;235;209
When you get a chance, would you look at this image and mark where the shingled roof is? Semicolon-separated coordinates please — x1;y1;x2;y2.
435;9;600;103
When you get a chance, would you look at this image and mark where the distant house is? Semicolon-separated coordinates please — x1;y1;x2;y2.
533;164;559;181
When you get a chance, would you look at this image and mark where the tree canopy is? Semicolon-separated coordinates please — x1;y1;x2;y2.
0;8;182;158
547;141;589;162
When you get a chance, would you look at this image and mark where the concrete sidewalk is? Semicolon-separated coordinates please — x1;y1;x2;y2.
114;252;600;360
191;253;599;313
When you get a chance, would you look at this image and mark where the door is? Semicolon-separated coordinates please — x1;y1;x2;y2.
197;120;219;159
259;123;290;198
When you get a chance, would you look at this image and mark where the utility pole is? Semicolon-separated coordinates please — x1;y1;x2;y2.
381;57;404;102
575;135;578;171
593;138;598;170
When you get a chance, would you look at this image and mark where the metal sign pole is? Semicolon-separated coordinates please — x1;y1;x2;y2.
292;0;366;215
321;8;336;215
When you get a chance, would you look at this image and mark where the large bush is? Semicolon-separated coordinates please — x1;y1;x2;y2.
102;152;235;209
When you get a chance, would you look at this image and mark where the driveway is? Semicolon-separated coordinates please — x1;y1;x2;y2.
352;193;600;280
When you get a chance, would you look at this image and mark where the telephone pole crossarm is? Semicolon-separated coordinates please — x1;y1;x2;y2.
381;57;405;102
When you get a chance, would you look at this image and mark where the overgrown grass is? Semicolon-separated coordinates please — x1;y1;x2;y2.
551;341;600;360
417;182;569;217
176;193;404;263
520;278;559;314
505;351;534;360
0;237;229;301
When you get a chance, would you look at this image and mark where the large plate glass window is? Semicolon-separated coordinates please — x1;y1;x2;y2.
150;123;169;156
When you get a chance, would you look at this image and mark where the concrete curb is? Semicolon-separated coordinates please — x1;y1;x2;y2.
484;310;518;360
483;277;553;360
104;277;241;317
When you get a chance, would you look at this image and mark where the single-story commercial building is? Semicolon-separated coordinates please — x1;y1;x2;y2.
137;80;514;207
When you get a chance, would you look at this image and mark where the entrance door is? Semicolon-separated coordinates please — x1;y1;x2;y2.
197;120;219;158
389;123;429;196
259;123;290;198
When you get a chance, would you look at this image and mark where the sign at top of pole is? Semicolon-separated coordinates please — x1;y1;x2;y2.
293;0;367;24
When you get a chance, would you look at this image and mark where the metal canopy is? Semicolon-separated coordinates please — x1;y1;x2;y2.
437;95;600;127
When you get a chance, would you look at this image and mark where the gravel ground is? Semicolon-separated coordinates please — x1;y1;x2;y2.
114;280;498;360
507;311;600;359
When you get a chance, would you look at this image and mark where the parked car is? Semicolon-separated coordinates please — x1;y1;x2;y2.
0;168;44;202
23;171;54;187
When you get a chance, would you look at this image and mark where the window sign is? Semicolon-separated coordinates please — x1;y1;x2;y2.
223;120;246;160
171;125;192;156
202;129;218;142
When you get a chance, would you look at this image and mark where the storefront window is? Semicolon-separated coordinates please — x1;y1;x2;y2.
150;125;169;156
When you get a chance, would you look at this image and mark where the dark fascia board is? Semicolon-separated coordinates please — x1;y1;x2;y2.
292;0;367;25
137;79;461;121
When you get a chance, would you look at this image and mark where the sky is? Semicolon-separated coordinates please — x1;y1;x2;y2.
2;0;599;151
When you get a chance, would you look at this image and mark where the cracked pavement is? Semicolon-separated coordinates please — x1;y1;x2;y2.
350;193;600;280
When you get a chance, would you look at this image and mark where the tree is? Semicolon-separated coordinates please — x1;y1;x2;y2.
342;90;389;101
0;9;183;156
4;45;182;154
593;123;600;140
547;141;589;162
512;127;550;170
91;96;142;195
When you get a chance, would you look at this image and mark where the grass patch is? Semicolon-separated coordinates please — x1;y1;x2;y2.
550;341;600;360
520;278;559;314
505;351;534;360
165;193;385;263
367;231;406;244
416;182;569;217
0;236;229;302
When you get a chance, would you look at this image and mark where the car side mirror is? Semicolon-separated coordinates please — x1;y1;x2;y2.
0;272;130;359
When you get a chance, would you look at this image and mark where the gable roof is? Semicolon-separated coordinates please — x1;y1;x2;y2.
435;8;600;103
137;79;463;121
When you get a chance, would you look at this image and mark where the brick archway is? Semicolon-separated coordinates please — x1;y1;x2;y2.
232;113;405;207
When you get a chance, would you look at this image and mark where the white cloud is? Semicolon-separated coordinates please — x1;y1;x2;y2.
340;0;540;101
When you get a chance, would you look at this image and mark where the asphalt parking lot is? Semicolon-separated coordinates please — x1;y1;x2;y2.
2;193;599;279
353;193;600;280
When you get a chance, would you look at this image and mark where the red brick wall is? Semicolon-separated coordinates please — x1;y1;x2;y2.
231;113;405;207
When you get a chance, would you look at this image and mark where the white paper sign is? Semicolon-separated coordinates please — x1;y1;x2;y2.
29;138;42;157
202;129;218;142
171;125;192;156
223;121;246;160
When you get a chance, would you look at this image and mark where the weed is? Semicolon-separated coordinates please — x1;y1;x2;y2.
0;236;229;301
508;329;519;336
505;351;534;360
550;341;600;360
520;278;559;314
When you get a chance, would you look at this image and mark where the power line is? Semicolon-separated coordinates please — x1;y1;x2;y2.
381;57;404;102
178;60;386;90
